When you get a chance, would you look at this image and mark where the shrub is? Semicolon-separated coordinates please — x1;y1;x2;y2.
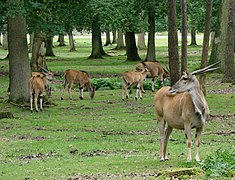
92;78;171;91
200;149;235;178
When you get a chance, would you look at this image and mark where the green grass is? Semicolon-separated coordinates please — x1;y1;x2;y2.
0;35;234;179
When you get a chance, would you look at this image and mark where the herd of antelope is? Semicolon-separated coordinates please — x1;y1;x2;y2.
28;61;219;162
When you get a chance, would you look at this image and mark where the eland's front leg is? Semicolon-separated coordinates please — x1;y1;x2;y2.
195;127;203;162
184;124;192;161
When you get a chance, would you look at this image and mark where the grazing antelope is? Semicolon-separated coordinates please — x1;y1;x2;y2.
31;71;54;96
154;62;219;162
136;61;170;92
29;75;47;112
122;67;149;101
61;69;95;100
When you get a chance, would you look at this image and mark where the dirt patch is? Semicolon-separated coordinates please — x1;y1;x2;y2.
20;151;57;161
209;88;235;94
209;114;235;121
13;135;48;140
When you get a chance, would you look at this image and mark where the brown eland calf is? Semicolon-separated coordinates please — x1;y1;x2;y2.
32;71;54;96
154;62;219;162
122;67;149;101
29;75;46;112
61;69;95;100
136;61;169;92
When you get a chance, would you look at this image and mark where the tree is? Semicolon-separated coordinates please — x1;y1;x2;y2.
137;32;146;49
222;0;235;83
168;0;180;85
89;15;106;59
7;0;30;103
145;0;156;61
200;0;213;94
68;30;76;52
114;31;125;50
125;31;141;61
181;0;187;74
104;31;111;46
210;0;235;83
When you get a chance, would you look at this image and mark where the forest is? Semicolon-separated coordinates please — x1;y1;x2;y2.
0;0;235;179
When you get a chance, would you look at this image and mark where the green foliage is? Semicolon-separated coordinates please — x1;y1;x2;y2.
200;149;235;178
92;77;170;91
92;78;122;90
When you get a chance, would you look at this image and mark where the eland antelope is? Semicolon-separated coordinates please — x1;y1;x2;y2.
154;62;220;162
122;67;149;101
61;69;95;100
136;61;170;92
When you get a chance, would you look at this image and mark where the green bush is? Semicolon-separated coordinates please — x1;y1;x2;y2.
200;149;235;178
92;78;171;91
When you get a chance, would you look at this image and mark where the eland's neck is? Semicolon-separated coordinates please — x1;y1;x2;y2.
188;86;209;122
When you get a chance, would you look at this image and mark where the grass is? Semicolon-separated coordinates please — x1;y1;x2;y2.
0;35;235;179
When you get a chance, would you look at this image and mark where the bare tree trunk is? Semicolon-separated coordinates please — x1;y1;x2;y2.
137;32;146;50
31;32;46;71
89;15;106;59
28;33;34;53
45;36;55;56
146;0;156;61
58;34;66;46
2;31;8;50
200;0;213;95
68;30;76;52
104;31;111;46
222;0;235;83
112;31;117;44
168;0;180;85
209;0;222;64
114;31;125;50
7;0;31;103
0;32;2;46
125;31;141;61
190;27;197;46
181;0;187;74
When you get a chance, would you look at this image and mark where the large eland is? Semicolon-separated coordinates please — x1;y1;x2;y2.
154;62;219;162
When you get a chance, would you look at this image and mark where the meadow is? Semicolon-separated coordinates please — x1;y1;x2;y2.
0;34;234;179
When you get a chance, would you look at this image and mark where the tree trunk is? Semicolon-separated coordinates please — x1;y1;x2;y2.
104;31;111;46
190;27;197;46
58;34;66;46
200;0;213;95
7;0;31;103
146;0;156;61
28;33;34;53
0;32;2;46
31;32;46;71
68;30;76;52
2;31;8;50
125;31;141;61
112;31;117;44
137;32;146;50
209;0;222;64
168;0;180;85
114;31;125;50
181;0;187;74
89;16;106;59
45;36;55;56
210;0;234;82
222;0;235;83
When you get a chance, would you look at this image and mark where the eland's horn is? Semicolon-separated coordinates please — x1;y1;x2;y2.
38;65;49;73
191;61;220;75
